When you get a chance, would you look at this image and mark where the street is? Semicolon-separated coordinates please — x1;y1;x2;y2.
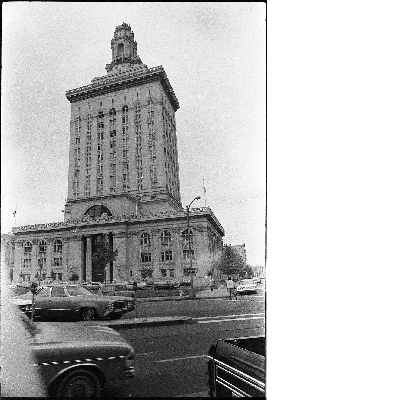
107;295;266;397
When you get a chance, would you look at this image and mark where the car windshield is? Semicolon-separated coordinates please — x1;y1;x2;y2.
240;279;254;285
66;286;94;296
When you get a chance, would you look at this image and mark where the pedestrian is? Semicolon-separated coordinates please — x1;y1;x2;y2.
226;276;235;300
210;277;215;291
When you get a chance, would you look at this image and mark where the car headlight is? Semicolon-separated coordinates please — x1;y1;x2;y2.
125;349;135;368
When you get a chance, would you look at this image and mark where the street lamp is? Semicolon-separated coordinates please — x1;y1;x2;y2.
186;196;201;299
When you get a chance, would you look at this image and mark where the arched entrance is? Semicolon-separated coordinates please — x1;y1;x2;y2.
90;232;114;283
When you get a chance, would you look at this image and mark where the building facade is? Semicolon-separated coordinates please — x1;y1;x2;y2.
6;23;224;284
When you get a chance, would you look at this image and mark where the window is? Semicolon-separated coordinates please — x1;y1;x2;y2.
53;256;62;266
161;230;172;245
140;232;151;246
141;270;152;279
181;229;194;243
37;287;51;297
183;249;194;259
53;239;62;252
169;269;175;278
161;250;173;262
141;253;152;263
160;269;167;277
24;241;33;253
51;286;67;297
85;205;112;219
23;258;31;268
39;240;47;253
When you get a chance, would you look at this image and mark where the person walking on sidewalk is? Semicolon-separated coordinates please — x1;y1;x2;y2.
226;277;237;300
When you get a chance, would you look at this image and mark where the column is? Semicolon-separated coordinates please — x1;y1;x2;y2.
31;239;39;282
86;235;92;282
113;231;127;281
68;235;84;282
14;240;24;283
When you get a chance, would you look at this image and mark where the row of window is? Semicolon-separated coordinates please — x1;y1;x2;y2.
141;249;194;263
24;239;62;253
22;230;195;254
22;249;193;269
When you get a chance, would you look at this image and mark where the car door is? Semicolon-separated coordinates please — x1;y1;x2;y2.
47;286;72;320
33;287;51;319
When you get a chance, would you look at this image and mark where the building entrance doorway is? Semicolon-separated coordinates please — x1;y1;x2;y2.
90;232;114;283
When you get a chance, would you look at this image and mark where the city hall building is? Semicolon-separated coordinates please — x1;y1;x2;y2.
6;23;224;284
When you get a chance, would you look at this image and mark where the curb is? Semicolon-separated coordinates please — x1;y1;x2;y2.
106;316;193;329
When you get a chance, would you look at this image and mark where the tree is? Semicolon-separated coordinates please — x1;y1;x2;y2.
69;272;79;283
240;264;254;279
140;267;153;280
92;239;118;283
212;245;247;278
50;269;56;281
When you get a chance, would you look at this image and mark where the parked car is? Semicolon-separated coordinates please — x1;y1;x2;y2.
236;279;258;295
3;306;135;397
126;281;147;290
2;285;48;397
14;284;135;321
153;279;179;290
100;284;135;298
207;335;266;397
179;278;192;287
144;278;155;289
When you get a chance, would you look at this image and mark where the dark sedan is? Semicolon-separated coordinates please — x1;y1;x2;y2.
14;284;135;321
3;284;135;397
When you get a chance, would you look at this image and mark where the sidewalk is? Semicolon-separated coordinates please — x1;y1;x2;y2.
41;315;193;329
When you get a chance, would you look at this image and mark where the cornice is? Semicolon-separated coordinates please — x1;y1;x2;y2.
11;207;224;237
66;66;179;111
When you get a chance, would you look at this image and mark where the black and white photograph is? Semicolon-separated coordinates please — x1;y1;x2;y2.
1;3;266;397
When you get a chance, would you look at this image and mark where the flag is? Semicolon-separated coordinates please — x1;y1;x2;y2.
13;210;16;218
203;179;206;195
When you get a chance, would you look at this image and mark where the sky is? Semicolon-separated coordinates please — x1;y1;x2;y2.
1;3;266;266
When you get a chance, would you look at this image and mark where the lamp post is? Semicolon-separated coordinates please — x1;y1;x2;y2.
186;196;201;299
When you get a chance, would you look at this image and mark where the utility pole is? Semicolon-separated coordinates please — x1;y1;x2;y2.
186;196;201;299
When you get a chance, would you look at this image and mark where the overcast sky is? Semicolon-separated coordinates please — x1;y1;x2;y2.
1;2;266;266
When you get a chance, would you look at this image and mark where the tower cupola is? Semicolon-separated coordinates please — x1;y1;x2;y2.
106;22;143;74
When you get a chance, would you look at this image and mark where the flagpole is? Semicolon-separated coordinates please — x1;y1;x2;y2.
203;179;207;208
13;204;17;226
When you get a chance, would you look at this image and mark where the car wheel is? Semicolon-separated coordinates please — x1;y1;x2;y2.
81;307;95;321
109;314;122;320
54;368;102;397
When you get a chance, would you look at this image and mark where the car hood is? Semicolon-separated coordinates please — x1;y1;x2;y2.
13;293;133;303
32;323;126;345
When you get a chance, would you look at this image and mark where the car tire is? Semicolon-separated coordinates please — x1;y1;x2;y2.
54;368;102;397
81;307;95;321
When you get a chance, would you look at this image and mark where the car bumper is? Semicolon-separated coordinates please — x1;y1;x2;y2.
105;368;135;395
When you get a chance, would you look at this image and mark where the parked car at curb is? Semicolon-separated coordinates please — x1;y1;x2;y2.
236;279;258;295
207;335;266;397
153;279;179;290
127;281;147;290
13;284;135;321
100;284;135;298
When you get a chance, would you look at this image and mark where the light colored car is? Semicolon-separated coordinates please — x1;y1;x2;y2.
14;284;135;321
2;284;135;397
236;279;258;295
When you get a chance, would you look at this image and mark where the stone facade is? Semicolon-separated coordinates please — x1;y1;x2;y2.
4;23;224;284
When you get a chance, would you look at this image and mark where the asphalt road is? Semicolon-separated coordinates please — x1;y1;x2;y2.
108;296;266;397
